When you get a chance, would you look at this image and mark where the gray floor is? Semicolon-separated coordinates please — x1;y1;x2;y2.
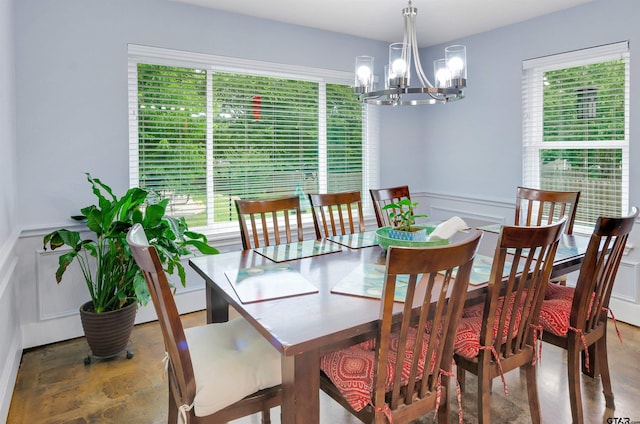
8;311;640;424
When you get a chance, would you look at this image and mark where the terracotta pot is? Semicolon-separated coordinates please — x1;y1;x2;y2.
79;300;137;359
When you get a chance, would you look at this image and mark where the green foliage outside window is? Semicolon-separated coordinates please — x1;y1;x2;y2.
136;64;364;228
539;59;625;224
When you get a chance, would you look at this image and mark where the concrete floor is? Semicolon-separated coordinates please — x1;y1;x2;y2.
7;310;640;423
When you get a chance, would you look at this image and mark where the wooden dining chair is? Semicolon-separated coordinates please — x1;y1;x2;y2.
320;231;482;424
308;191;365;239
126;224;282;424
515;186;580;234
538;207;638;424
369;185;411;228
454;218;566;424
515;186;580;286
235;195;303;250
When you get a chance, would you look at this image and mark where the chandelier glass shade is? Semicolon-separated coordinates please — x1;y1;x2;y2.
354;1;467;106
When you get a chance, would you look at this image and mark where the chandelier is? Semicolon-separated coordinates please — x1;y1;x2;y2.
354;1;467;106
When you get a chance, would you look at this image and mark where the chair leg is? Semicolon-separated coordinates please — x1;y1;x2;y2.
167;385;178;424
478;372;492;424
168;400;178;424
524;363;541;424
437;377;452;424
457;366;466;392
596;336;615;409
261;407;271;424
567;343;585;424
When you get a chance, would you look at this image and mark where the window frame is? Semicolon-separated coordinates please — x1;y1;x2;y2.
128;44;379;239
522;41;630;234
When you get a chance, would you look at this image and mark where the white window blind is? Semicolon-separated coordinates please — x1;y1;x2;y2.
522;42;629;232
128;45;377;233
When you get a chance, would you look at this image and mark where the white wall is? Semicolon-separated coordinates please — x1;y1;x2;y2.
0;0;21;421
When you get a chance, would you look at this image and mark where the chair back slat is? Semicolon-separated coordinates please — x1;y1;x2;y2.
372;231;482;417
235;196;303;249
482;218;566;359
571;207;638;333
369;185;411;228
515;186;580;234
308;191;365;239
126;224;196;411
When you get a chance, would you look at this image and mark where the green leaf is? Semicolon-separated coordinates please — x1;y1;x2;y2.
56;251;78;283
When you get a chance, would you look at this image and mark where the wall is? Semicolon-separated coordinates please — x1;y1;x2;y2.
0;0;20;421
418;0;640;325
11;0;414;345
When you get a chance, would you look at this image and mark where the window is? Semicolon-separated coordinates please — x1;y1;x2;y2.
522;42;629;232
128;45;377;234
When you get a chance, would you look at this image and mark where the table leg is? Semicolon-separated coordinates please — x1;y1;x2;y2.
281;350;320;424
206;284;229;324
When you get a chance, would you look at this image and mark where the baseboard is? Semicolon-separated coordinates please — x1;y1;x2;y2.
0;332;22;424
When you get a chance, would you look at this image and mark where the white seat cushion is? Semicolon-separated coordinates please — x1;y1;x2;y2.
184;317;282;417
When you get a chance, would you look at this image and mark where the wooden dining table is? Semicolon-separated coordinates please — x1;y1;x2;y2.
189;219;590;424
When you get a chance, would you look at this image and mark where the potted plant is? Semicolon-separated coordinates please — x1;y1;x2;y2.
381;198;430;241
43;173;218;362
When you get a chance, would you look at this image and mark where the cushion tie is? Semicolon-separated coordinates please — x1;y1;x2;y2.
372;404;393;424
478;344;508;396
602;307;623;343
162;351;169;380
435;361;463;424
529;324;543;365
568;326;590;370
178;403;194;424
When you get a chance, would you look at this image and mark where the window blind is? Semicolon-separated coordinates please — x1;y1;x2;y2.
128;45;375;233
522;42;629;231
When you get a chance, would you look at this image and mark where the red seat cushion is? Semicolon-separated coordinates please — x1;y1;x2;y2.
455;291;526;359
320;327;439;412
539;284;575;336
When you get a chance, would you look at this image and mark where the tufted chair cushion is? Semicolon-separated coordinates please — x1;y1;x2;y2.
539;283;595;337
454;292;526;358
185;317;282;417
320;327;439;412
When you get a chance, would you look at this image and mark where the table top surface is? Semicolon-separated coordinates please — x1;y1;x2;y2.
189;220;590;357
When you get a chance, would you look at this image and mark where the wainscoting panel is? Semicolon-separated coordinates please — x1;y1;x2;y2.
19;228;210;349
612;261;638;303
36;248;88;320
0;232;21;424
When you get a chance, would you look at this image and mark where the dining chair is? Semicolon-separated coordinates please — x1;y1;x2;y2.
126;224;282;424
235;195;303;250
538;207;638;424
308;191;365;239
369;185;411;228
320;231;483;424
515;186;580;234
515;186;580;286
454;218;566;424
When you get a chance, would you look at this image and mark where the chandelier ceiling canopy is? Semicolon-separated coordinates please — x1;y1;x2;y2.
354;1;467;106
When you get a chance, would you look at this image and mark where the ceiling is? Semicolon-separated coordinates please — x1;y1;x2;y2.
171;0;596;47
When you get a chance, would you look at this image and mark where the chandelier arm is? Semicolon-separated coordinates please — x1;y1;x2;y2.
407;14;434;89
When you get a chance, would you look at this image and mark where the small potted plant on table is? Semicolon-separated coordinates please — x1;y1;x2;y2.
382;198;430;241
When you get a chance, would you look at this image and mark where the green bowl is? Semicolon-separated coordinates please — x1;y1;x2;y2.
375;225;449;251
